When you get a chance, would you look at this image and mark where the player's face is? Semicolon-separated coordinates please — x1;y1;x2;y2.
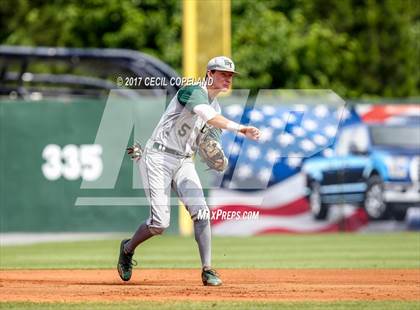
209;70;234;91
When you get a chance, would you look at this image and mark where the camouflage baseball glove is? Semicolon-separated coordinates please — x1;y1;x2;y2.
127;141;143;162
197;126;228;172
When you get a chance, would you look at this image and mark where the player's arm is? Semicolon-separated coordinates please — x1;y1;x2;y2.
193;104;260;140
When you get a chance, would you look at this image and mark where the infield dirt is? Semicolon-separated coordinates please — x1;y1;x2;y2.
1;269;419;302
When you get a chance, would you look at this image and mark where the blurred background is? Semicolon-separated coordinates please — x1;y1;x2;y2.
0;0;419;241
1;0;419;98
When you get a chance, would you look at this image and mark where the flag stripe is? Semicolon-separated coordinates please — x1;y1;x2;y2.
255;208;368;234
211;206;361;236
211;197;309;226
209;173;306;209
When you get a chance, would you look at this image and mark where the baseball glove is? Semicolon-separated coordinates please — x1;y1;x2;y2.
197;126;228;172
127;141;143;161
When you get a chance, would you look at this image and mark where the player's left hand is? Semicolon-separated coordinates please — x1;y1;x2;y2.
240;126;260;140
127;142;143;161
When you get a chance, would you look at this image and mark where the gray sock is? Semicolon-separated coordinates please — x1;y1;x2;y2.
194;219;212;268
124;222;154;254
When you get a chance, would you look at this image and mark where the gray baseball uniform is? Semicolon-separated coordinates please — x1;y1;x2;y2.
120;84;220;267
140;84;220;230
147;84;221;156
120;56;238;285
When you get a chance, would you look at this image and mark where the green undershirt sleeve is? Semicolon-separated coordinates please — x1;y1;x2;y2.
177;85;209;112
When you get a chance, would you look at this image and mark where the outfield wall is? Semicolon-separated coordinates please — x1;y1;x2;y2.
0;96;179;233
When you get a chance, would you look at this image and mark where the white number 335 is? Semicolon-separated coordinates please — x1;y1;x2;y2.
42;144;103;181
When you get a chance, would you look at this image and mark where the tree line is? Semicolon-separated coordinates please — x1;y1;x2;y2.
1;0;419;98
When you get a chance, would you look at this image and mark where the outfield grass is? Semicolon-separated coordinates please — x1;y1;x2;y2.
1;301;419;310
1;232;419;269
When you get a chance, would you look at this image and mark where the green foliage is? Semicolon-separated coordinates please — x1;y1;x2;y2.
232;0;420;98
0;0;418;98
0;0;182;70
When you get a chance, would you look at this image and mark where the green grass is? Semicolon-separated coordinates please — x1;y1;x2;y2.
1;301;419;310
1;232;419;269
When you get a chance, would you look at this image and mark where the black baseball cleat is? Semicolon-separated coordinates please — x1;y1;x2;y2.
117;239;136;281
202;267;222;286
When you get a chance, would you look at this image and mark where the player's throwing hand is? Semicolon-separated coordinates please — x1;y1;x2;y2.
239;126;260;140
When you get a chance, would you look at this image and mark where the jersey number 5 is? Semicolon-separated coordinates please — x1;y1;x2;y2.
178;123;191;137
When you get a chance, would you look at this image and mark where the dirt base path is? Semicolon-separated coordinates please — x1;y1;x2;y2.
1;269;419;302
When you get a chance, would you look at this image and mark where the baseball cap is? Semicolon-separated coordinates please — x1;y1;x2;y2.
207;56;238;74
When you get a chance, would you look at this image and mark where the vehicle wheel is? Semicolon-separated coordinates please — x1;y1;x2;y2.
309;181;328;220
363;175;389;220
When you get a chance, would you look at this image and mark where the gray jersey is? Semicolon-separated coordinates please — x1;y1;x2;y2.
147;84;221;155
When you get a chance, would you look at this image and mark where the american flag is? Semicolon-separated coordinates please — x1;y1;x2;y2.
208;103;368;235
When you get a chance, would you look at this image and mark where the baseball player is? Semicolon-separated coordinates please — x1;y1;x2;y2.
117;56;260;286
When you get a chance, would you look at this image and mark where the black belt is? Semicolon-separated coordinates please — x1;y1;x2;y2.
152;142;191;157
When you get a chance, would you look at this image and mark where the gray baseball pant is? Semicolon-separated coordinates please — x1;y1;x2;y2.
124;147;212;268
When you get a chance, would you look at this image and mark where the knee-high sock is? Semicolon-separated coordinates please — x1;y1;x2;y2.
194;219;211;268
124;222;154;254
